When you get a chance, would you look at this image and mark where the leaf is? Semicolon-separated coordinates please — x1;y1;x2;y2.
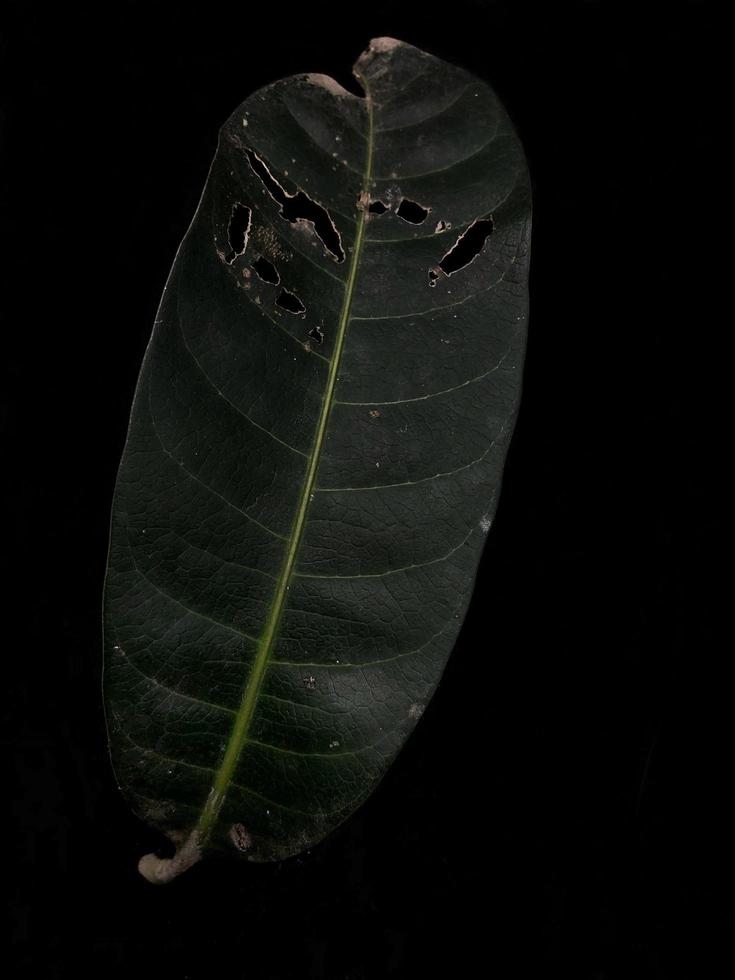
103;36;531;883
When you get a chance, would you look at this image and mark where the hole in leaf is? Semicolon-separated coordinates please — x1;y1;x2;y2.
438;218;494;276
428;269;439;287
368;200;389;214
246;149;345;263
308;325;324;344
396;199;430;224
276;288;306;316
224;204;252;264
435;220;451;233
251;255;280;285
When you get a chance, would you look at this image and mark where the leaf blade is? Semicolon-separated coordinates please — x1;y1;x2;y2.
103;37;531;877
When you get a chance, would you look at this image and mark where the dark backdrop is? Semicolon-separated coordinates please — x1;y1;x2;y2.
2;2;726;977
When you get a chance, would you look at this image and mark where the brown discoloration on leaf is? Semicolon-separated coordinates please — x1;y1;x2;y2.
254;225;290;262
229;823;253;852
293;217;317;240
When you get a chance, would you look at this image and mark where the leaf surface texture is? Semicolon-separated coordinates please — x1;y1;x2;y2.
103;37;531;875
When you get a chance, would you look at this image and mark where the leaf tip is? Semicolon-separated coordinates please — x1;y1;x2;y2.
354;37;410;93
367;37;404;53
304;73;351;98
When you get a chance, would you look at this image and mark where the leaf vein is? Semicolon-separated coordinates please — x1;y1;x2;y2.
146;385;288;541
224;253;332;359
294;527;473;580
352;257;516;323
176;311;309;457
126;544;261;645
374;83;471;133
315;422;508;492
374;127;499;181
113;723;318;817
114;648;237;715
271;618;454;669
335;342;514;406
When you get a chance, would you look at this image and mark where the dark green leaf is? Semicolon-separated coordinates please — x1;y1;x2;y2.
103;37;531;883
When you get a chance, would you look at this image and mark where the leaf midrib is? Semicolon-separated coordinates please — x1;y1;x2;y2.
195;78;375;844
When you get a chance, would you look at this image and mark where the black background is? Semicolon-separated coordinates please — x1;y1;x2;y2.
2;2;727;977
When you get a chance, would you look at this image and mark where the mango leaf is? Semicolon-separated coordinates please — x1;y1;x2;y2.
103;37;531;883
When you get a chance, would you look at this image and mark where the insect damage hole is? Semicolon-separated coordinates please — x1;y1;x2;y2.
251;255;280;284
438;218;495;277
396;198;430;224
245;149;345;263
276;288;306;316
308;325;324;344
368;200;389;214
224;203;252;264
